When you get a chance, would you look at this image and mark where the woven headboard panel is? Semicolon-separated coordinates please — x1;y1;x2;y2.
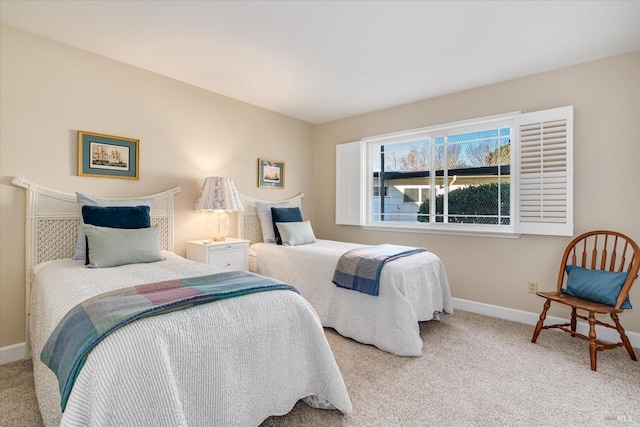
12;176;182;356
20;217;172;267
237;193;304;245
12;176;181;268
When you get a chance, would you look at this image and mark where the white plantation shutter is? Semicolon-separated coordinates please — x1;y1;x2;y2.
515;106;573;236
336;141;363;225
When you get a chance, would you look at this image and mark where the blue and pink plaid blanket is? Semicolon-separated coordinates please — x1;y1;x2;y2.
332;244;426;296
41;270;298;411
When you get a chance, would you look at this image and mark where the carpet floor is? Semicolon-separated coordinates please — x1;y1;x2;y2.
1;310;638;426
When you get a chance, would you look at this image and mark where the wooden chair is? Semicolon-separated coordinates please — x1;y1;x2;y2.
531;230;640;371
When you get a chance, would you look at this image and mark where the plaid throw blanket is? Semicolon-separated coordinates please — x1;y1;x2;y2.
332;244;426;296
41;271;298;411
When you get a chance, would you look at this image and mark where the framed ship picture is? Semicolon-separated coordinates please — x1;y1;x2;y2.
78;131;139;179
258;158;285;189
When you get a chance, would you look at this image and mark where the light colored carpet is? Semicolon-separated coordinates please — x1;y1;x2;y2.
1;310;638;426
0;353;43;427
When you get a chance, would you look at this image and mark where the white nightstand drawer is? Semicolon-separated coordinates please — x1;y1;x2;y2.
186;238;250;271
206;247;245;270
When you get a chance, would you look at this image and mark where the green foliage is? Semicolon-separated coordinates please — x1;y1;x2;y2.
418;183;510;224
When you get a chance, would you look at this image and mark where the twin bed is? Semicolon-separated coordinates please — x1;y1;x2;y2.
237;193;453;357
13;177;452;426
12;178;351;427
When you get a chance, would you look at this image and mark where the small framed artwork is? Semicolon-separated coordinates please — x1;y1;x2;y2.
78;131;139;179
258;158;285;189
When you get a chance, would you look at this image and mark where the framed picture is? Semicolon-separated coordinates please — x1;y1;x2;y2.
78;131;139;179
258;158;285;189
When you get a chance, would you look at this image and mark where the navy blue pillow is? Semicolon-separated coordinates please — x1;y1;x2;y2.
271;207;303;245
81;205;151;263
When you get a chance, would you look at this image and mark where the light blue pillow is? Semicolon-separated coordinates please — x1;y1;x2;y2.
81;205;151;264
562;265;632;309
271;207;303;245
83;224;163;268
276;221;316;246
255;200;292;243
73;192;153;260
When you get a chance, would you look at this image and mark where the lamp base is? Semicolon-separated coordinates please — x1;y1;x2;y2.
206;210;231;243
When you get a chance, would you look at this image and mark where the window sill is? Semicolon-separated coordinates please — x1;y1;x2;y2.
362;223;521;239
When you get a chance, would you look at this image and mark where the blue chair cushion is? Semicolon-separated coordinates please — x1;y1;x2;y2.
562;265;632;309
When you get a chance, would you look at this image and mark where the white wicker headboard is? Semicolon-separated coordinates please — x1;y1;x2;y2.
237;192;304;245
12;176;182;356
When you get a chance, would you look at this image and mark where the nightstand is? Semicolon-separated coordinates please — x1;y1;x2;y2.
186;238;250;271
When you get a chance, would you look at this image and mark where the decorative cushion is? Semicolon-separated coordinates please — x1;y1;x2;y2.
81;205;151;263
562;265;632;309
276;221;316;246
83;224;163;268
255;201;292;243
82;205;151;229
271;207;303;245
73;192;153;260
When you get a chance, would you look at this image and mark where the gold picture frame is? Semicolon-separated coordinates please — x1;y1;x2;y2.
78;131;139;179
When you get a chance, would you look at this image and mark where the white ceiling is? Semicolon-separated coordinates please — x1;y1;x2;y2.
1;1;639;124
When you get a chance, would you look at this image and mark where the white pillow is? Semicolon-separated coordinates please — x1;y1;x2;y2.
73;192;153;260
255;200;292;243
84;224;163;268
275;221;316;246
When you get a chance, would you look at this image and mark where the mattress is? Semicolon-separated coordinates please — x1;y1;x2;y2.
30;252;352;426
250;240;453;356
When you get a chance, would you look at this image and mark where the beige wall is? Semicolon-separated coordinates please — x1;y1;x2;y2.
315;51;640;332
0;25;316;348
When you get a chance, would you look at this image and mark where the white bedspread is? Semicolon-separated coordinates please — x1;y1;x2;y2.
30;253;352;427
251;240;453;357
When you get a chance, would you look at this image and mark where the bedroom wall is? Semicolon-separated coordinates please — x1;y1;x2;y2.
315;51;640;333
0;25;316;352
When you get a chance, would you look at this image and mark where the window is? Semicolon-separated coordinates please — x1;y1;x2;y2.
373;186;388;197
403;188;420;203
336;106;573;237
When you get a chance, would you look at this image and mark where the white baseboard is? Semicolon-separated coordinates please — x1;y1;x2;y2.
2;299;637;365
0;342;26;365
452;297;640;348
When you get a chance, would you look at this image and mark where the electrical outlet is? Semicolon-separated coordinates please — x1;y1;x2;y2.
528;282;538;294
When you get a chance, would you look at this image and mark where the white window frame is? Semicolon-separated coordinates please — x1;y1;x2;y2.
336;106;573;238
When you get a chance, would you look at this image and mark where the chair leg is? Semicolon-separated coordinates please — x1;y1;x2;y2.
532;299;551;343
570;308;577;337
588;312;598;371
611;313;638;362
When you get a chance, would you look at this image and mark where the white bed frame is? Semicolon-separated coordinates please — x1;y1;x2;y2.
11;176;182;356
237;192;304;245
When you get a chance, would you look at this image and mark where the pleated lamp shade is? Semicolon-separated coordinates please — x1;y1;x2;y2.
194;177;243;241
